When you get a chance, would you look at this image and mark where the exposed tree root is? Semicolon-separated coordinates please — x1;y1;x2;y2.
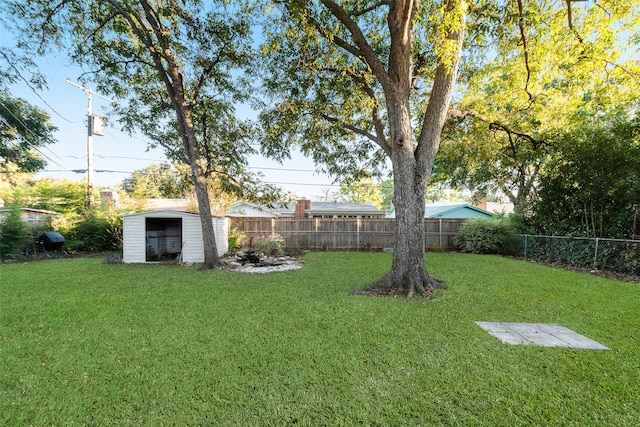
350;270;447;300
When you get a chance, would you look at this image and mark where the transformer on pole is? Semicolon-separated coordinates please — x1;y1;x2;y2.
65;78;114;207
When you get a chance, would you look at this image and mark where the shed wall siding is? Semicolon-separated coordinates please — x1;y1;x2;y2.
123;211;228;264
213;217;229;256
123;216;147;263
181;216;205;263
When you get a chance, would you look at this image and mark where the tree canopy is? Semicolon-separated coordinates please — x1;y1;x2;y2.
257;0;640;297
435;1;640;211
0;91;57;176
532;113;640;238
121;163;189;200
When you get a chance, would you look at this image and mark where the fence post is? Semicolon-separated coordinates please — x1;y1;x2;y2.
271;218;276;239
439;218;443;248
594;237;599;268
423;219;426;252
524;235;528;259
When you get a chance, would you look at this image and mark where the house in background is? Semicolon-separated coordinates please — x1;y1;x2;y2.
0;205;59;229
225;201;294;218
122;210;228;264
387;202;494;219
225;199;386;219
299;200;385;219
225;199;385;219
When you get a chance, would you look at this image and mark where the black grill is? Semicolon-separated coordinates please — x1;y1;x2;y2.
36;232;65;251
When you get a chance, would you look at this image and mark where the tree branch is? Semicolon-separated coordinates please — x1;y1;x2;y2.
349;0;391;18
488;122;545;150
565;0;588;44
416;0;466;162
300;10;366;64
516;0;534;104
320;112;383;148
322;66;388;147
447;108;546;150
319;0;392;89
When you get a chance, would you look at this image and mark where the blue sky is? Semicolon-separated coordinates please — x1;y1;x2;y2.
0;24;336;199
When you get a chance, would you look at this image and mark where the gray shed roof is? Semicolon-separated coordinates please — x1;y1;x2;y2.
307;201;384;215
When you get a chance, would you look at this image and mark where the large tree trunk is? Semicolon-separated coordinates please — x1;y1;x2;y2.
182;125;222;270
352;0;465;299
352;95;445;299
149;24;222;270
360;153;445;299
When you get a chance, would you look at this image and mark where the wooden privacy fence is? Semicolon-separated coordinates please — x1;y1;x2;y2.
229;218;466;251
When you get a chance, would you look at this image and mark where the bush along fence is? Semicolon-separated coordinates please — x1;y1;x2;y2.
512;235;640;277
229;218;466;252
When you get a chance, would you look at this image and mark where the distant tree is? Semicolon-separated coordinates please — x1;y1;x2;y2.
8;178;88;214
316;187;342;202
0;92;57;177
379;178;394;211
339;177;384;209
121;163;188;199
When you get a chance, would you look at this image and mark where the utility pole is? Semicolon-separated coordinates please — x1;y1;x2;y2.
66;78;114;207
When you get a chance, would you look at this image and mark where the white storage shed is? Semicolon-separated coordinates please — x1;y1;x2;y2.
122;210;228;264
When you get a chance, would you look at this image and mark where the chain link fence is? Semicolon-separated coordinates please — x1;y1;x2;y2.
510;235;640;277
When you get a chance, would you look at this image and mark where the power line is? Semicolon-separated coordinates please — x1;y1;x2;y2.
0;50;77;124
0;100;67;169
109;132;138;157
95;154;165;161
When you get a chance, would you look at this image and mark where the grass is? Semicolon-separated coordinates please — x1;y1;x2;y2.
1;252;639;426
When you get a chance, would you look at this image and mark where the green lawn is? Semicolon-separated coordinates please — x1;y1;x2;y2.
1;252;638;426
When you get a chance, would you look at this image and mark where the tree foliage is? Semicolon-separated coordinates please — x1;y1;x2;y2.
532;114;640;238
121;163;189;199
435;0;640;211
4;177;89;214
339;177;384;209
0;205;28;258
0;92;57;176
57;206;122;252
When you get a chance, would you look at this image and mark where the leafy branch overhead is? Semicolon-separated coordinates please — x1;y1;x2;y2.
435;0;640;211
260;0;465;180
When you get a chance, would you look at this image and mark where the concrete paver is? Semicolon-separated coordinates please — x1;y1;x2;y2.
475;322;610;350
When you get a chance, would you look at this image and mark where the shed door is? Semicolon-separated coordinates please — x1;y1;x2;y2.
146;218;182;261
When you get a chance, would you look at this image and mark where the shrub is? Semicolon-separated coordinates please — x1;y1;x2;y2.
0;206;29;258
253;235;284;257
228;227;247;251
455;218;515;254
58;207;122;252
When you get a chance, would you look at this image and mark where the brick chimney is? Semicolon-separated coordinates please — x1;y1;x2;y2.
475;196;487;210
295;199;311;219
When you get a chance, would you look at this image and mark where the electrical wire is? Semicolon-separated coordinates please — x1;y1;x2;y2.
0;104;67;169
0;50;77;124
